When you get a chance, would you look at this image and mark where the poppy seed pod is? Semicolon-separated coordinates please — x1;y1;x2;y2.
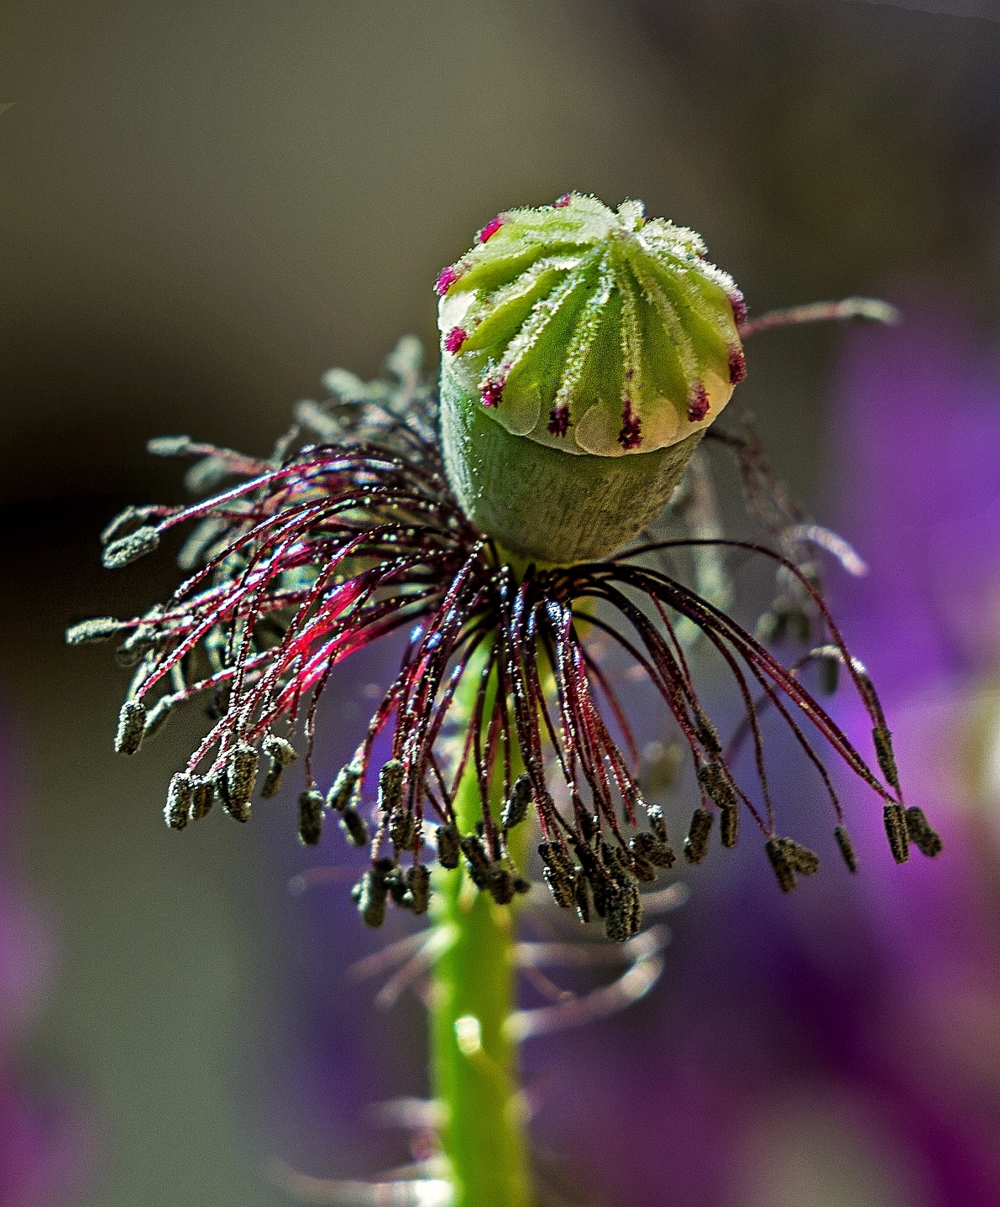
437;192;745;564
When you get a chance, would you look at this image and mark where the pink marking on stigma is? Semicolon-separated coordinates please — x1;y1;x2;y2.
729;291;747;327
618;400;643;451
728;345;746;385
480;378;504;408
435;265;461;296
547;405;570;437
687;384;709;422
552;194;572;208
477;216;504;243
445;327;467;354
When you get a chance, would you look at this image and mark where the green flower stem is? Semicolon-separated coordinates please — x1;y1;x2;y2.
429;652;532;1207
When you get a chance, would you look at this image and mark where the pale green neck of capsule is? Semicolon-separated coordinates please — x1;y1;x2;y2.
440;362;701;566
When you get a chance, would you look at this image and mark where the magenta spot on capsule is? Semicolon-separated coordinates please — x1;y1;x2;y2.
729;291;747;327
728;345;747;385
445;327;467;354
618;401;643;451
687;384;710;423
547;405;570;437
478;216;504;243
435;265;461;297
480;379;504;408
552;193;572;208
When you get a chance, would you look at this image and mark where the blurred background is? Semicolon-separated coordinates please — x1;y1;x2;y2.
1;1;999;1204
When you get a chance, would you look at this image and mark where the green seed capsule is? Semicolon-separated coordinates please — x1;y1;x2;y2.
114;699;147;755
683;807;713;864
437;194;745;565
501;774;533;830
298;789;324;846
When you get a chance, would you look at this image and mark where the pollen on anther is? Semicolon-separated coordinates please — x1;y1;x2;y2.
687;385;710;423
477;216;503;243
547;406;570;437
434;265;461;296
444;327;467;354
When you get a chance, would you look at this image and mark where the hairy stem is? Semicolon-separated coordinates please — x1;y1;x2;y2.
429;655;532;1207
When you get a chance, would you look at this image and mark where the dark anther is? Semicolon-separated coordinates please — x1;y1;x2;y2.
500;774;532;831
189;777;214;822
406;864;431;914
216;768;248;822
327;761;362;813
883;803;910;864
542;865;576;909
834;824;858;873
298;789;324;846
605;883;642;943
486;866;515;906
165;772;194;831
765;836;798;892
630;831;675;869
378;759;405;816
100;504;160;546
351;861;392;928
114;699;147;755
539;840;575;878
719;804;739;849
384;866;408;906
261;729;297;800
339;806;369;847
227;744;259;808
697;761;737;810
694;708;723;758
872;724;901;792
573;871;591;923
512;875;532;896
460;834;492;889
577;808;599;843
782;838;819;875
389;806;416;852
683;807;713;864
65;617;128;646
102;526;161;570
905;806;944;858
436;822;461;869
646;804;669;845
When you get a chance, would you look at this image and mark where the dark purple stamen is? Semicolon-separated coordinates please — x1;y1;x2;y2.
728;346;747;386
445;327;468;354
552;194;572;209
688;384;709;422
618;400;642;450
547;406;570;437
477;216;503;243
480;378;504;408
435;265;461;296
730;291;748;327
